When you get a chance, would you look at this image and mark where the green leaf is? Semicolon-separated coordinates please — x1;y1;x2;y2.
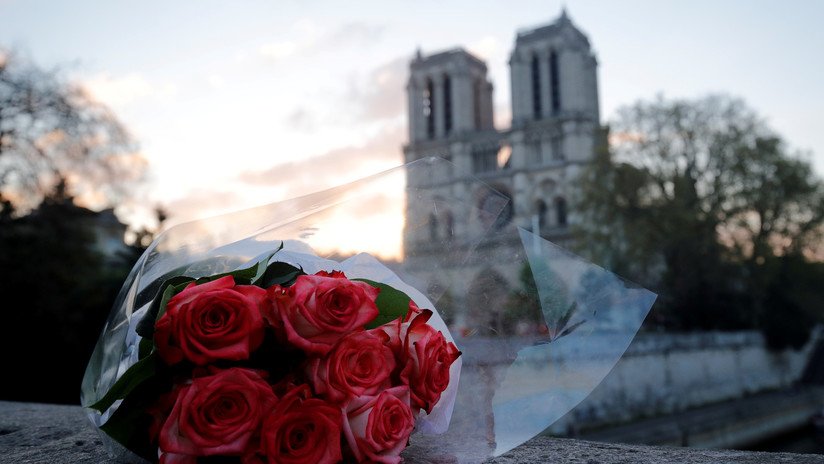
355;279;413;329
153;280;194;324
86;353;159;413
133;261;200;309
98;375;169;461
138;338;153;359
134;244;285;339
207;243;284;285
256;261;305;288
135;275;195;340
213;256;267;284
99;396;154;461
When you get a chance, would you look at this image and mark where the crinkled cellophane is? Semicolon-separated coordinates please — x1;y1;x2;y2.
82;157;655;463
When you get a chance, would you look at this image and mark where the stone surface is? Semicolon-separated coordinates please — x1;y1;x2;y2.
2;401;824;463
0;401;110;463
580;387;824;449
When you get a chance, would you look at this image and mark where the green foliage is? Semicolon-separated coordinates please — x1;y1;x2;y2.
98;251;301;411
134;276;197;341
432;289;457;326
134;247;299;341
504;263;544;333
0;48;144;213
87;353;159;413
761;254;824;350
575;94;824;348
99;374;171;461
0;183;138;403
356;279;413;329
505;262;583;339
257;260;303;288
94;267;410;452
0;50;155;404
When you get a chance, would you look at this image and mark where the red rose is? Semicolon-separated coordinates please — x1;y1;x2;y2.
315;270;346;278
372;301;424;357
259;384;342;464
158;368;277;462
373;302;461;414
148;386;183;445
267;271;379;355
155;275;267;365
342;386;415;464
306;330;395;404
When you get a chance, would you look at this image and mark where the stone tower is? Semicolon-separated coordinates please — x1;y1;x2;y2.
407;48;495;143
402;9;601;326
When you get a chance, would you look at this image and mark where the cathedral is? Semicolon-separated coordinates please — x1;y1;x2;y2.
402;9;602;329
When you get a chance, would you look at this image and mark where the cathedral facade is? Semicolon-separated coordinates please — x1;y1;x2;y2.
402;10;602;328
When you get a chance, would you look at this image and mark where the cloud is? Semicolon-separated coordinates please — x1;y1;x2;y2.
281;55;409;132
207;74;225;89
469;36;505;61
83;72;177;107
292;18;319;37
284;107;318;131
236;123;406;259
323;22;384;48
258;21;384;63
345;188;398;217
237;123;405;194
347;56;408;122
163;189;244;226
259;41;299;61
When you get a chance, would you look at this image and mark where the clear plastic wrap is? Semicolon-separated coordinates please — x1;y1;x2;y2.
82;157;655;462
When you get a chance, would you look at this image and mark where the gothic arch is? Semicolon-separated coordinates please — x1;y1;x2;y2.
428;212;438;240
442;210;455;241
443;73;453;134
533;178;558;199
554;196;568;226
531;52;542;119
473;78;483;129
534;199;548;231
549;49;561;114
466;267;510;335
529;179;564;230
476;184;513;230
427;280;455;326
424;77;435;139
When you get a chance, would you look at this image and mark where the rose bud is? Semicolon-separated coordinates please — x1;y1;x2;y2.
371;301;425;358
306;330;395;404
266;271;379;355
157;368;277;462
314;270;346;278
154;275;267;366
259;384;342;464
373;302;462;415
342;386;415;464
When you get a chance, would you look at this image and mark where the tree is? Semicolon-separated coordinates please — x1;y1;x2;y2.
0;181;136;403
0;48;145;212
0;50;152;403
576;95;824;342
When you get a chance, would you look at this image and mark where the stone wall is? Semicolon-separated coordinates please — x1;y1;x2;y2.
550;330;819;434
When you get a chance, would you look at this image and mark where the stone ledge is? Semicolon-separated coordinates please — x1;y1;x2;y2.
1;401;822;463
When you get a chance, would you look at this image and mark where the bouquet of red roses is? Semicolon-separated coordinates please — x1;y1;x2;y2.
86;246;460;463
83;159;656;463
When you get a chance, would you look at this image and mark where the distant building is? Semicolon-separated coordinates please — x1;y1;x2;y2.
86;208;130;261
402;9;602;330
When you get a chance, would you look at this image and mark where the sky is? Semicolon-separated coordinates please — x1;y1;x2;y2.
1;0;822;258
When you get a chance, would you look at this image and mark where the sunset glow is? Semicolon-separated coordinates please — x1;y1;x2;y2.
2;1;822;259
